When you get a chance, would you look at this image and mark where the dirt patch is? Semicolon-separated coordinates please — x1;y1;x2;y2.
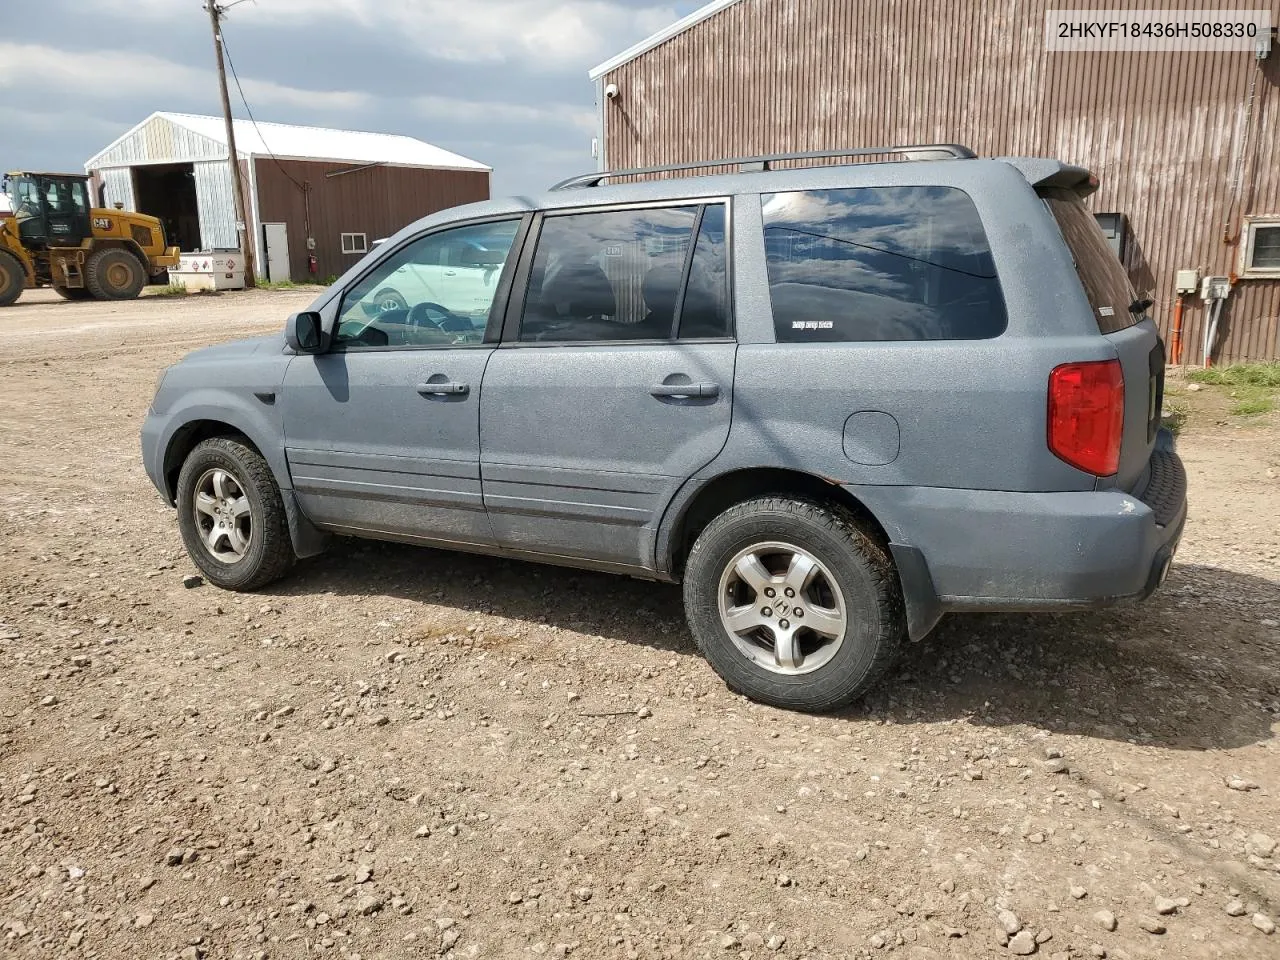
2;290;1278;960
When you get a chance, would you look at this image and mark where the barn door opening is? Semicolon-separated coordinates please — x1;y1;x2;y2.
132;163;201;251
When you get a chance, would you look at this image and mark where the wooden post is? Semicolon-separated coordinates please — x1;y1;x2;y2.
205;1;256;287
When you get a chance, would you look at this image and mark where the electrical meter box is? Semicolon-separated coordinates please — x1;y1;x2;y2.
1174;269;1200;294
1200;276;1230;301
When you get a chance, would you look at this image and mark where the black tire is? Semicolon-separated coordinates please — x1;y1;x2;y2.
683;497;905;712
53;285;92;301
175;437;295;591
0;250;24;307
85;247;146;301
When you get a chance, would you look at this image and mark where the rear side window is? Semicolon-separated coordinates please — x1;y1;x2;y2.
678;204;731;339
519;203;730;343
762;186;1007;342
1040;187;1139;334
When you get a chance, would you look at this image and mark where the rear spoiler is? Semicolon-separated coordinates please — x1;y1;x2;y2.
997;158;1099;198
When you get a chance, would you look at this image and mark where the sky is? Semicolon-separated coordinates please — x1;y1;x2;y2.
1;0;702;196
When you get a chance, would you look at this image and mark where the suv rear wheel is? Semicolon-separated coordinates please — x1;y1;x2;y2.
683;497;904;712
176;437;295;590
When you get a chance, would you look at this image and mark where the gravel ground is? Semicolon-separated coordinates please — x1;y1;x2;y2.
1;288;1278;960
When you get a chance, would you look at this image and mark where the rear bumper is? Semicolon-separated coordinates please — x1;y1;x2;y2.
850;445;1187;638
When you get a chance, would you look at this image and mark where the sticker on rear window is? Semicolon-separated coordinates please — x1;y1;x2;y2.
1098;306;1115;317
792;320;834;330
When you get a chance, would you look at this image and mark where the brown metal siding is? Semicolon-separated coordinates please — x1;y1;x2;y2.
603;0;1280;363
253;159;489;281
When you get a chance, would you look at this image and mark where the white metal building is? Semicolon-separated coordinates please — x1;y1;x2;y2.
84;112;490;280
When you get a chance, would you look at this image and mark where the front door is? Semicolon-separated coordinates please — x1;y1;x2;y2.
480;201;736;570
280;218;523;547
43;177;92;247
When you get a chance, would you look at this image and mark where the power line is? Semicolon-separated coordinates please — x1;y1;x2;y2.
217;26;307;196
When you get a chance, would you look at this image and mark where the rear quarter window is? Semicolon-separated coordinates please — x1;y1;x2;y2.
1039;187;1140;334
761;185;1007;342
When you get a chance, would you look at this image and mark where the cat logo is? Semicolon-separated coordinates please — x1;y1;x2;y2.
92;217;113;231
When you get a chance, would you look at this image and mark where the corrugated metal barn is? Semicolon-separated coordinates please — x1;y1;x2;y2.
85;112;490;282
590;0;1280;364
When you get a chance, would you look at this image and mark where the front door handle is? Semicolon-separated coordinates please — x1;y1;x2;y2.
417;380;470;396
650;381;720;399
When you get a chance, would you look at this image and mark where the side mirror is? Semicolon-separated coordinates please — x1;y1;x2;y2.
286;311;326;353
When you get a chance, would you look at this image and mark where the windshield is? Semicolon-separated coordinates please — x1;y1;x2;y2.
8;177;41;221
1040;187;1140;334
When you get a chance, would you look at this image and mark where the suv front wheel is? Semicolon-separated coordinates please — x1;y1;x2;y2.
683;497;904;712
176;437;295;590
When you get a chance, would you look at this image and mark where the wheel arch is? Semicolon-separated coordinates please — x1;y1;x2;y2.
162;420;262;503
89;238;150;271
658;467;893;580
161;416;330;561
659;467;942;641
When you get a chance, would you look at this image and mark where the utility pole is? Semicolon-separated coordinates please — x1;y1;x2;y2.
205;0;256;287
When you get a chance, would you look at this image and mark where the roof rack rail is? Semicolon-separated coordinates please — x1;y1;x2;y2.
550;144;976;191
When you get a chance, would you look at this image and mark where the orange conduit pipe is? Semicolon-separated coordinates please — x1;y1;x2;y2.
1170;294;1185;365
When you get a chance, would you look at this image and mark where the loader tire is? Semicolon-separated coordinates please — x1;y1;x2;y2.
0;250;24;307
85;248;146;301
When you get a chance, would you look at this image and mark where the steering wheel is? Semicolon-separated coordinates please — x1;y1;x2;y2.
408;301;473;332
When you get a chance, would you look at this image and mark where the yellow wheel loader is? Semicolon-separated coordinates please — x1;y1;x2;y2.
0;171;180;307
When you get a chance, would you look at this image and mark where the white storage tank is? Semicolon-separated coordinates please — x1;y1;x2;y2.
170;252;246;292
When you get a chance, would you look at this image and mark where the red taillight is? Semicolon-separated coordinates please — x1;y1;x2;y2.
1048;360;1124;476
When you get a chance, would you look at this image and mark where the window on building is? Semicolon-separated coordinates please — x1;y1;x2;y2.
1241;217;1280;278
341;232;368;255
762;186;1007;342
519;203;730;343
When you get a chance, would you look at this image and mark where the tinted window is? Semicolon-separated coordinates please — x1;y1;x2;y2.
678;204;731;339
520;206;701;342
1041;187;1140;334
70;180;89;214
762;186;1007;342
335;219;519;349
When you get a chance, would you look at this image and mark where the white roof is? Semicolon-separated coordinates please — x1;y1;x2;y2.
589;0;746;80
87;111;490;171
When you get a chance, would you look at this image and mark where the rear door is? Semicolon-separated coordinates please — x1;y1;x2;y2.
479;201;735;570
1040;187;1161;491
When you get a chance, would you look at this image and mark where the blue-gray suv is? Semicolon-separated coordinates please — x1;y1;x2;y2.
142;145;1187;712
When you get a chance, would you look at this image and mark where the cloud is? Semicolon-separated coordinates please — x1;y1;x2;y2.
0;104;124;139
4;1;698;194
0;43;369;112
412;94;595;134
99;0;680;70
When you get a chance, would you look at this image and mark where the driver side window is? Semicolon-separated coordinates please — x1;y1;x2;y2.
335;219;520;350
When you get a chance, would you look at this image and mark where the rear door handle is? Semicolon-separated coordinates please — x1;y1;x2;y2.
417;381;469;396
650;381;720;399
